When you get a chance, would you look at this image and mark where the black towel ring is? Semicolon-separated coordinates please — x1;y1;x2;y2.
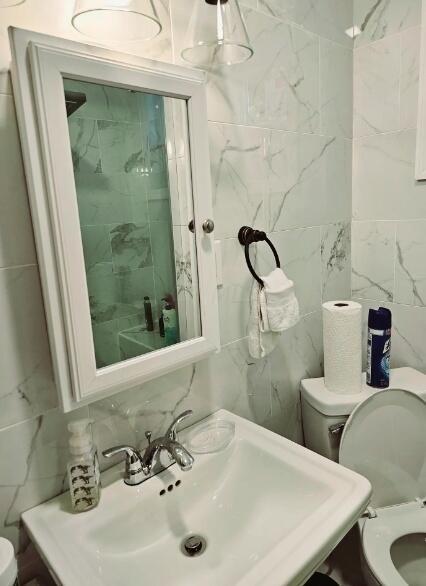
238;226;280;287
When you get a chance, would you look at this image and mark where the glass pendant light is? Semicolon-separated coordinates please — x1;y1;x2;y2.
72;0;162;42
182;0;253;67
0;0;26;6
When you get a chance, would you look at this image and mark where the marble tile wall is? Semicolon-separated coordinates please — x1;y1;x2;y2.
352;0;426;372
0;0;353;566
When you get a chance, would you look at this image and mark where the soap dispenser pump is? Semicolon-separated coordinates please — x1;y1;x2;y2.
67;419;101;513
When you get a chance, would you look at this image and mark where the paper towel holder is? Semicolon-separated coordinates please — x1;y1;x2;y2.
238;226;280;287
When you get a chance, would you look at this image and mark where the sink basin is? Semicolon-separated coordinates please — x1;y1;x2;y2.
22;410;371;586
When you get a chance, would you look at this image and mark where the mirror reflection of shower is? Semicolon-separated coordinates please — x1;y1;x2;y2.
63;78;201;369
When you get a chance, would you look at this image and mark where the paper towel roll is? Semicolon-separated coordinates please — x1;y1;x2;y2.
323;301;362;394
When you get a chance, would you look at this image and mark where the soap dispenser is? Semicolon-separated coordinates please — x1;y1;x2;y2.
67;419;101;513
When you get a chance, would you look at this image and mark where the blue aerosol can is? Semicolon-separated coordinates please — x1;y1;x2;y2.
366;307;392;388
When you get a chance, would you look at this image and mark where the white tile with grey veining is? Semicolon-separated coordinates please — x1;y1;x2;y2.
353;130;426;220
258;0;353;46
0;94;37;268
91;336;272;465
351;221;395;301
385;302;426;371
354;36;400;137
321;222;351;302
320;39;353;138
0;71;11;95
268;227;322;316
245;9;320;132
355;298;426;372
401;26;421;130
267;311;323;443
0;407;88;549
395;220;426;306
0;266;57;431
354;0;421;47
209;123;265;239
217;238;253;345
266;132;351;231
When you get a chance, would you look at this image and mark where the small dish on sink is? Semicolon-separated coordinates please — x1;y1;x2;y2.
185;419;235;454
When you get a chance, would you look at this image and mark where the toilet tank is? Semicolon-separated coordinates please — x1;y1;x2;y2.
301;367;426;462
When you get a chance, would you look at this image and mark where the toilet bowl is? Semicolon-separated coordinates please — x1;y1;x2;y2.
0;537;17;586
301;367;426;586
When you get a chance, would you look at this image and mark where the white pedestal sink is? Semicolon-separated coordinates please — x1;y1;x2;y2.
22;410;371;586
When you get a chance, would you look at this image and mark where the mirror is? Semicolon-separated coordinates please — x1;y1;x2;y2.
63;79;201;368
10;29;219;410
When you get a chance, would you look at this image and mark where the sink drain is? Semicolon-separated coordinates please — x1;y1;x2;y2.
181;534;207;557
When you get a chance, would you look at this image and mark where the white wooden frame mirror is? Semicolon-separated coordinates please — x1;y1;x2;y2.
10;28;219;411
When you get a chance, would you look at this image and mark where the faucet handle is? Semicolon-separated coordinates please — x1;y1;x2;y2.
166;409;193;441
102;445;146;486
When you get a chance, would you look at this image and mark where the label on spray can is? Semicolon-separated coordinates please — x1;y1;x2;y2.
366;308;392;388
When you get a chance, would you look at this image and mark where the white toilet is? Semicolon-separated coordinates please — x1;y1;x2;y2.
301;367;426;586
0;537;17;586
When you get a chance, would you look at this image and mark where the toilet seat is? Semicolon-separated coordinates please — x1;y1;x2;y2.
362;501;426;586
339;389;426;586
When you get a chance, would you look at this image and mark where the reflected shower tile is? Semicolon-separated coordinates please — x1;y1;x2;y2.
68;117;102;174
97;120;145;174
81;225;112;274
93;320;120;368
354;36;400;137
87;264;120;324
75;173;134;226
118;266;156;308
151;221;176;302
352;221;395;301
147;189;172;223
110;223;152;273
321;222;351;302
395;220;426;306
245;11;320;132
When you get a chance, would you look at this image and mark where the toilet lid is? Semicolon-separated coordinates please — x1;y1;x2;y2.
339;389;426;509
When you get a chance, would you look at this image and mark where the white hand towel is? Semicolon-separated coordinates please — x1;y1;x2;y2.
248;283;280;359
261;268;300;332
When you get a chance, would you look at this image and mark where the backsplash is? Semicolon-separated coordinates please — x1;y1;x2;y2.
351;0;426;372
0;0;352;558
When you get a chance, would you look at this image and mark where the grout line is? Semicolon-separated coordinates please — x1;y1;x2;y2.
0;262;37;272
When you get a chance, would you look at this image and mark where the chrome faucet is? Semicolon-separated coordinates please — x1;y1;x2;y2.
102;410;194;486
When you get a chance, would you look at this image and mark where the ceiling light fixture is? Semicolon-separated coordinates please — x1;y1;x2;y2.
0;0;26;6
72;0;162;42
181;0;253;67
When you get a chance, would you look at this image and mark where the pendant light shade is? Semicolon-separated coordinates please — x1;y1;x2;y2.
72;0;162;41
0;0;26;6
182;0;253;67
